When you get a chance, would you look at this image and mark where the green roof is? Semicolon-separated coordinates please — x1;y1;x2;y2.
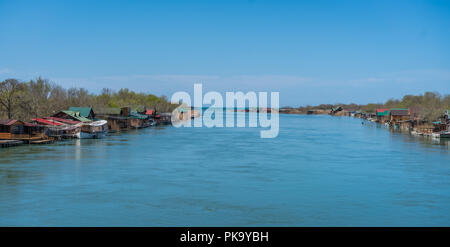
62;111;92;122
377;110;390;116
68;107;93;118
129;113;148;120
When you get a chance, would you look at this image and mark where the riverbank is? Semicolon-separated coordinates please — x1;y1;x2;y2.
0;106;201;149
279;106;450;139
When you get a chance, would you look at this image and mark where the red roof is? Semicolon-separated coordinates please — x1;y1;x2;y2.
145;109;155;115
24;122;38;127
377;108;390;113
44;117;80;125
32;118;64;126
0;119;18;126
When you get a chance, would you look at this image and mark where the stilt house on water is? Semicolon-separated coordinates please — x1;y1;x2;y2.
0;119;47;141
390;108;410;124
95;107;129;132
376;109;390;123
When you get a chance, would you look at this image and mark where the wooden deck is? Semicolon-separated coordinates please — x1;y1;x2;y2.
30;139;55;144
0;140;24;148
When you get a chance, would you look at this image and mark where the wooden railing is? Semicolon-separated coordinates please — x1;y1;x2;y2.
0;132;47;140
0;133;12;139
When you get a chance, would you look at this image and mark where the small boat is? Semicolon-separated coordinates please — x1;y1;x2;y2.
411;130;422;136
148;119;156;126
440;132;450;139
431;132;440;139
80;120;108;139
62;124;82;139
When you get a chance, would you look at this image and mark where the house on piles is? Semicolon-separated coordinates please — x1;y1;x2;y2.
31;117;82;139
376;109;390;123
0;119;47;141
95;107;127;132
390;108;411;130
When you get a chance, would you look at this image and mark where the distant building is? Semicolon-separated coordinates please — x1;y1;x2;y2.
95;108;123;118
390;108;410;124
68;107;95;119
376;108;390;123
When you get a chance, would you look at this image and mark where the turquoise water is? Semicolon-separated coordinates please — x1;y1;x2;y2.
1;114;450;226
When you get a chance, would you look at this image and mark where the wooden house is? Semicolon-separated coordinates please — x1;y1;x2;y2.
376;109;390;123
390;108;410;124
157;113;172;125
95;108;123;118
95;107;130;132
104;116;129;132
121;107;131;117
30;117;82;139
414;124;434;135
0;119;46;140
129;113;148;128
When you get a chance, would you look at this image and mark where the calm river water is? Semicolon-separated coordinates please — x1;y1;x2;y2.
1;114;450;226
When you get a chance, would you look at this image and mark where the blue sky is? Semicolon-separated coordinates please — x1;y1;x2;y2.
1;0;449;106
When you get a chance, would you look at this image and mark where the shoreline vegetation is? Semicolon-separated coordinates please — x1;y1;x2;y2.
0;77;186;148
279;91;450;138
0;77;178;121
280;92;449;120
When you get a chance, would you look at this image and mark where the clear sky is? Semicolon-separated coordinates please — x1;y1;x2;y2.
1;0;449;106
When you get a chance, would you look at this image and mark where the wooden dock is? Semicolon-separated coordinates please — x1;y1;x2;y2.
30;139;55;145
0;140;24;148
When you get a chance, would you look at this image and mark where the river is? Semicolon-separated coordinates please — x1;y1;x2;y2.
1;114;450;226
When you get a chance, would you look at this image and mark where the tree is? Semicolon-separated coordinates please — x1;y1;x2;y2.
23;77;52;119
0;79;26;119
